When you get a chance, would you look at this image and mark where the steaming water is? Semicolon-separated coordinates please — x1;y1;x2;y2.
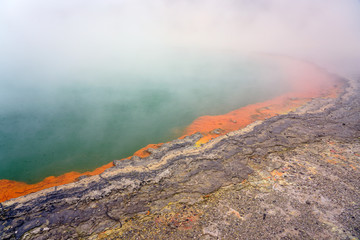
0;50;289;183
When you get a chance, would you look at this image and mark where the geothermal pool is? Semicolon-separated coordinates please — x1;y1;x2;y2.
0;50;289;184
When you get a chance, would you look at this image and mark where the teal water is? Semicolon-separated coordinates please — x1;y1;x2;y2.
0;51;288;183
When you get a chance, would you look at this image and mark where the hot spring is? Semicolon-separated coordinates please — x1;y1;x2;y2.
0;50;289;184
1;0;358;187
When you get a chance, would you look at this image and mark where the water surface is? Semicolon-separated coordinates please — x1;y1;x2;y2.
0;50;288;183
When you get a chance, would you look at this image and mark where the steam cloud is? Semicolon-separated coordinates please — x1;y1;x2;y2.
0;0;359;75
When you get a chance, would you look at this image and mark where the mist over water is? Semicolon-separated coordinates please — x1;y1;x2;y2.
0;51;287;183
1;0;360;183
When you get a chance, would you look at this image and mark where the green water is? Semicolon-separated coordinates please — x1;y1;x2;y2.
0;51;288;183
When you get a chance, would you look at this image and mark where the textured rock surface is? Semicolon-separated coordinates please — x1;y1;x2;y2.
0;75;359;240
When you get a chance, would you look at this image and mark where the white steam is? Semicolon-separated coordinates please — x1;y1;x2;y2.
0;0;359;76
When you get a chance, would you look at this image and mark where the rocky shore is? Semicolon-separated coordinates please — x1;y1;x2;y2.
1;73;359;239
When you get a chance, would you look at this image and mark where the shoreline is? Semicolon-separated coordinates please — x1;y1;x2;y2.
0;58;341;203
0;60;359;239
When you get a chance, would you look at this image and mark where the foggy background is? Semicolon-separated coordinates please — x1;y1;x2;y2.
0;0;359;182
1;0;359;76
